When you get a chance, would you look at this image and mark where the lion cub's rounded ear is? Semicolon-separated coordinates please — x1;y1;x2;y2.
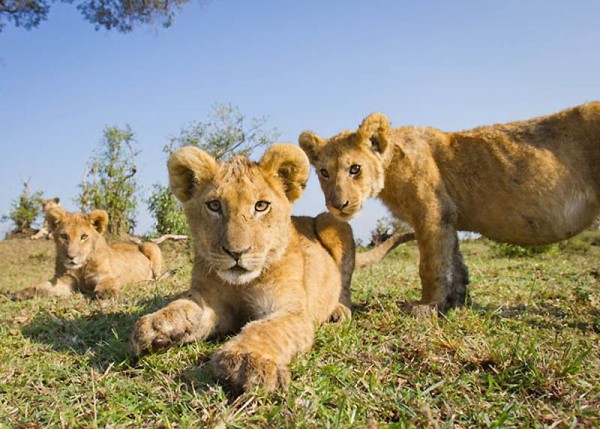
88;210;109;234
45;206;66;231
298;132;326;164
168;146;218;203
357;113;391;155
259;144;310;202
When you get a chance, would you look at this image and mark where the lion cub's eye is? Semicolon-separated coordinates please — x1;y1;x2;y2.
60;233;69;241
81;234;88;241
255;201;271;212
349;164;361;176
206;200;222;213
319;169;329;178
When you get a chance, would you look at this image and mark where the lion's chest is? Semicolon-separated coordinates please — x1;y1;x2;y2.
236;286;276;323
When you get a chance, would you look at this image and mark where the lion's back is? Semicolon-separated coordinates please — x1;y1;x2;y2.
109;242;155;283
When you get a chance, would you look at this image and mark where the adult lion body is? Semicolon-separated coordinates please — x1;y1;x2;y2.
129;144;355;394
14;207;164;300
300;102;600;311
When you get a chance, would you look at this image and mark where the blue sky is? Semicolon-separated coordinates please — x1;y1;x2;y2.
1;0;599;241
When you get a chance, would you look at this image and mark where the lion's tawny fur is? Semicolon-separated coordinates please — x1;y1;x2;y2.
13;207;164;300
299;102;600;311
129;144;355;394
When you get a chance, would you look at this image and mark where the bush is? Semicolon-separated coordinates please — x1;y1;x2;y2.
491;242;559;258
147;184;188;236
2;180;43;233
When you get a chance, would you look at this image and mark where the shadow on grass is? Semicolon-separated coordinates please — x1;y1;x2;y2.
20;292;180;371
19;292;242;397
472;302;600;333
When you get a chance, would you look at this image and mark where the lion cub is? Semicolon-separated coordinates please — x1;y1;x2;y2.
129;144;354;394
30;197;61;240
13;206;164;300
300;102;600;312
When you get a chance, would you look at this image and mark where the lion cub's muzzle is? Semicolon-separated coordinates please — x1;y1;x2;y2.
214;245;264;285
64;255;84;270
326;199;361;221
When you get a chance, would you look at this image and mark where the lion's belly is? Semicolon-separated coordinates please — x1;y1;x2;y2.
457;186;599;245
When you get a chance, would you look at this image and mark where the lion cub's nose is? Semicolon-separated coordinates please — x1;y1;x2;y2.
222;246;250;262
332;200;349;211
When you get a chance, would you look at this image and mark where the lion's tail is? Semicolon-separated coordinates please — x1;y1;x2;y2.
139;242;165;279
355;231;415;269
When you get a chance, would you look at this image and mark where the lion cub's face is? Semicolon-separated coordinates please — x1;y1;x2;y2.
299;113;392;220
46;208;109;270
168;144;309;285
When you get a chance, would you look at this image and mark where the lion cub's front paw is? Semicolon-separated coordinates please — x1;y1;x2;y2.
94;286;119;300
211;348;290;395
129;311;187;357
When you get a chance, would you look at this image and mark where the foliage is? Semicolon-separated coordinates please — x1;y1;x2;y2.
147;183;188;236
491;242;559;258
0;0;196;33
0;237;598;426
79;125;139;237
369;215;412;246
165;102;280;161
148;102;280;236
1;179;43;232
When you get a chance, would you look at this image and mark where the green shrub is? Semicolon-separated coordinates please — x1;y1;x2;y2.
491;242;559;258
2;180;43;233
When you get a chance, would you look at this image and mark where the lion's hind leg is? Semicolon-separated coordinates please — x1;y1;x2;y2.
314;213;355;317
139;242;164;279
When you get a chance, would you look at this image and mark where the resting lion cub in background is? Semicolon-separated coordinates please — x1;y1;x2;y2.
129;144;355;394
13;206;164;300
300;102;600;312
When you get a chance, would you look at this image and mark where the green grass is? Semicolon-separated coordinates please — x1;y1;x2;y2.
0;234;599;427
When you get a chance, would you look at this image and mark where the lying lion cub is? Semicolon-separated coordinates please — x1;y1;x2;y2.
13;207;164;300
30;197;61;240
129;144;355;394
300;102;600;312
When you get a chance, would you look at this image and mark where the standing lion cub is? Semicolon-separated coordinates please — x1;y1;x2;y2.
300;102;600;312
129;144;355;394
13;206;164;300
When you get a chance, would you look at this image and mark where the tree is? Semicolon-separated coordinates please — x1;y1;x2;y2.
147;102;280;236
79;125;139;237
2;178;43;233
369;216;412;247
0;0;197;33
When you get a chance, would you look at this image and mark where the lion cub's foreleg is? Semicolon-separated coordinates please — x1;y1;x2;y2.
12;275;76;301
129;295;220;357
211;312;315;394
413;213;470;313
